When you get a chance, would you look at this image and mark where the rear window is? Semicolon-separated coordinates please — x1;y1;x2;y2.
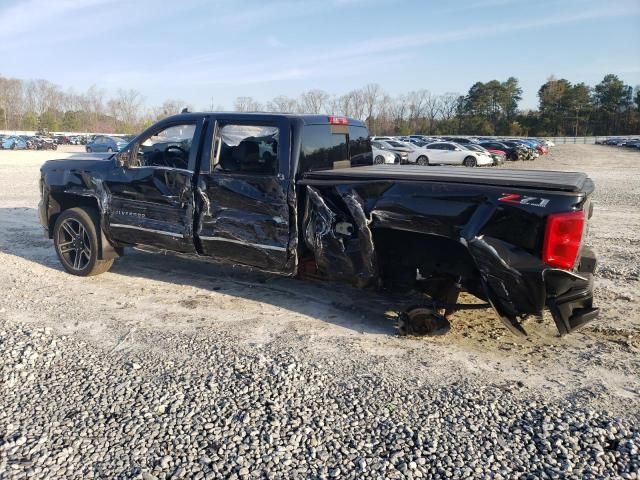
300;124;371;172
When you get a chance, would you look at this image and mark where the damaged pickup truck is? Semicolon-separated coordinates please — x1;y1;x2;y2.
39;113;599;336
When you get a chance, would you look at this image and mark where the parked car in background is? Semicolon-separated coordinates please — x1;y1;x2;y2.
499;140;534;160
478;140;522;161
372;147;397;164
86;136;129;153
371;136;393;141
441;137;478;145
463;143;504;165
35;137;58;150
1;136;28;150
371;140;414;164
408;141;493;167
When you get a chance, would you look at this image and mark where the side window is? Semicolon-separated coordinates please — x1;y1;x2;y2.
136;124;196;169
348;125;371;167
214;124;279;175
300;124;348;172
427;143;441;150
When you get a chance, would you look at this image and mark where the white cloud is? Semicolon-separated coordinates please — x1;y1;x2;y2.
0;0;123;38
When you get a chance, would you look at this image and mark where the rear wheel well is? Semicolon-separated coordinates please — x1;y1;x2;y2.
373;228;482;297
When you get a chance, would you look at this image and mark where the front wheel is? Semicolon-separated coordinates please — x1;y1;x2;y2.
463;156;477;167
86;147;92;153
53;208;113;276
416;155;429;166
374;155;385;165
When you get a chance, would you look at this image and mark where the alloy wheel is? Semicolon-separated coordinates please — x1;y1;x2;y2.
56;218;92;271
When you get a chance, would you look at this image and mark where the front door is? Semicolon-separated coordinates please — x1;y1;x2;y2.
104;119;204;253
195;117;292;271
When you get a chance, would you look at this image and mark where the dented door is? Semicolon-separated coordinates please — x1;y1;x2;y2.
195;117;291;271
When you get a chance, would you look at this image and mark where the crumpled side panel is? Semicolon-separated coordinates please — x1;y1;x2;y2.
337;186;378;287
303;186;377;288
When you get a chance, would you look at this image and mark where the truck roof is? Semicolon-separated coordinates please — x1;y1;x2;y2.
163;112;367;127
302;165;594;193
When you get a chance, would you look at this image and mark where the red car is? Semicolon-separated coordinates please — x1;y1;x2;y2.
537;145;549;155
486;148;507;165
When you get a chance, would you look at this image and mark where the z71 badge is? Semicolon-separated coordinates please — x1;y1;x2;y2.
499;193;550;208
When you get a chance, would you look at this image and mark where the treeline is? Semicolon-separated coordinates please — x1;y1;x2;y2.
1;73;638;136
0;76;188;134
234;75;640;136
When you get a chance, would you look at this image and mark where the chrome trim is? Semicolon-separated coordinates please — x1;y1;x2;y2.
109;223;184;238
199;235;287;252
126;166;193;173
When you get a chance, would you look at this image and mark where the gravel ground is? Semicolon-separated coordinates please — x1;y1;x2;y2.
0;144;639;479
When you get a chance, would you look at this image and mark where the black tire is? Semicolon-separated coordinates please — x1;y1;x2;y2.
416;155;429;166
107;147;113;153
53;207;114;276
86;147;92;153
463;156;477;167
11;143;16;150
374;155;385;165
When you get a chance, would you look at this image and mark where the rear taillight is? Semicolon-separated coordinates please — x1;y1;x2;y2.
329;116;348;125
542;211;585;270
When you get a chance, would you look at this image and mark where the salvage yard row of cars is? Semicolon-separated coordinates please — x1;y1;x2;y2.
595;137;640;149
0;134;134;151
371;135;553;167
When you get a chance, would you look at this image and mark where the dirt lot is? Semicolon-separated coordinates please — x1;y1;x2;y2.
1;144;639;478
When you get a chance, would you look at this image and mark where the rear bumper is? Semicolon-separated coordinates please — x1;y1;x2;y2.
544;247;599;335
546;272;598;334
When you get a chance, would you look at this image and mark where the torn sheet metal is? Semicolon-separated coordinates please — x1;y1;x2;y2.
303;186;377;288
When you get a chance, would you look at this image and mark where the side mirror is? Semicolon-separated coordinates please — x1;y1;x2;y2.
115;149;131;168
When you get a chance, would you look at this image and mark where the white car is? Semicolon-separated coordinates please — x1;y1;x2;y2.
408;141;493;167
372;148;396;164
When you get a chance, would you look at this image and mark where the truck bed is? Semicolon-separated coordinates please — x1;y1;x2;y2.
302;165;593;193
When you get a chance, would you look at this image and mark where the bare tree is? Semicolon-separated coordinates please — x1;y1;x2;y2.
266;95;299;113
299;89;330;114
439;93;460;121
152;99;185;120
345;89;366;120
107;89;144;131
424;92;441;134
234;96;262;112
361;83;384;134
406;90;430;132
0;76;24;129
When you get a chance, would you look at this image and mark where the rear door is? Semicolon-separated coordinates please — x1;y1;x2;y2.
195;116;292;271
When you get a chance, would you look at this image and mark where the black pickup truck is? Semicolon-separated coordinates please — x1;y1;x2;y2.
39;113;599;336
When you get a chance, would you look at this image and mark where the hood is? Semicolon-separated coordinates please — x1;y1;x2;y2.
41;153;115;173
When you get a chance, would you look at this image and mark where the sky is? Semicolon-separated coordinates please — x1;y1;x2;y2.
1;0;639;110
